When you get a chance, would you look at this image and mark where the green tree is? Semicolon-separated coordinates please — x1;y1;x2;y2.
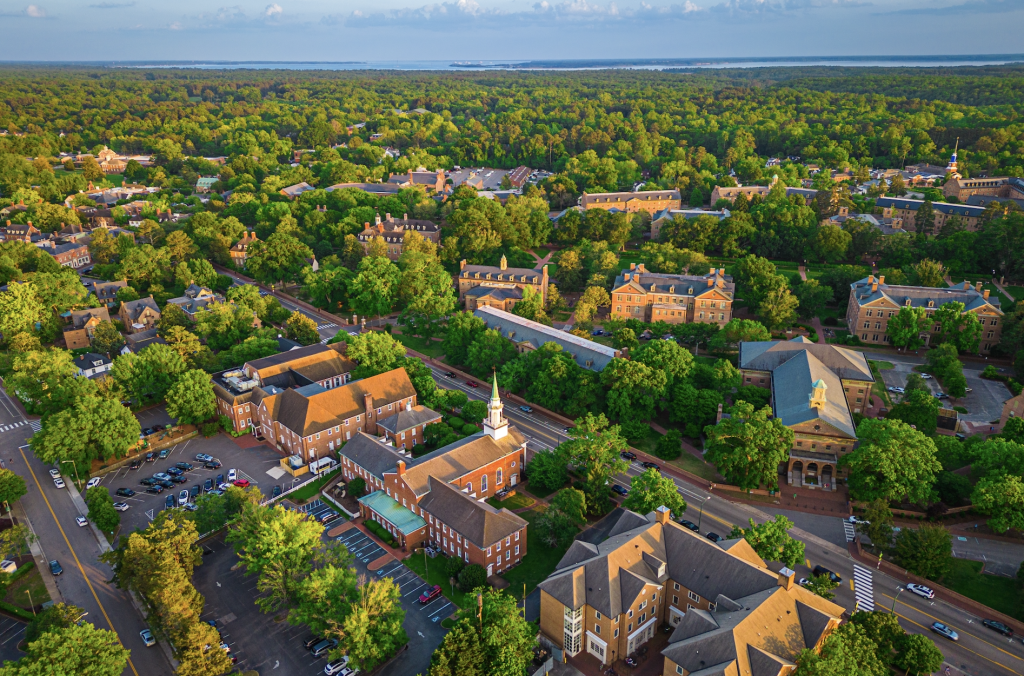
460;400;487;425
286;311;320;346
30;397;140;468
559;413;629;512
802;573;840;601
23;602;86;644
454;588;535;676
849;611;905;665
861;499;894;548
0;469;27;510
612;327;638;351
0;622;130;676
345;330;406;378
727;515;805;569
287;562;358;640
525;448;568;494
510;285;549;325
893;524;952;580
633;338;694;387
111;343;187;405
601;357;667;421
622;468;687;517
972;473;1024;533
165;369;217;426
812;223;852;263
886;306;930;351
84;486;120;534
793;278;834;319
911;258;945;288
335;576;407;672
466;329;517;377
458;564;487;592
89;320;125;355
0;282;44;345
348;255;401;321
758;276;800;329
670;383;723;438
7;348;94;415
159;302;190;332
885;388;940;436
704;402;793;490
245;232;313;286
426;618;486;676
162;326;204;363
792;622;887;676
708;318;770;352
548;487;587;527
914;200;935;235
654;429;683;460
397;250;457;339
893;634;944;676
442;312;486;366
841;419;941;504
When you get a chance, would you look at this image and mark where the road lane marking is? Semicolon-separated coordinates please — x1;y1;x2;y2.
884;608;1018;675
19;446;141;676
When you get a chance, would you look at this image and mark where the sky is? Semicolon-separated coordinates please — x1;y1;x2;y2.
1;0;1023;62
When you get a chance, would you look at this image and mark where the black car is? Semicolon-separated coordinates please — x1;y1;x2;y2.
190;485;200;498
146;486;164;494
812;565;842;584
272;485;282;497
129;460;143;470
165;495;175;509
216;474;225;485
204;479;214;492
142;428;154;436
302;636;322;650
49;560;63;576
677;518;699;532
611;485;629;497
140;477;157;486
443;371;456;378
171;475;187;484
157;480;174;489
982;619;1014;637
705;532;723;543
620;451;637;461
145;452;156;462
204;460;222;469
641;461;660;471
175;462;193;471
116;488;136;497
166;467;184;477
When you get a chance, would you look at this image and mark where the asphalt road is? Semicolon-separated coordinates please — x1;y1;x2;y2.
218;270;342;344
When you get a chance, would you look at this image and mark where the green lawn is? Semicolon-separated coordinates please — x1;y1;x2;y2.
289;469;341;503
500;507;571;599
394;332;446;358
667;452;722;482
982;284;1014;307
486;493;536;511
524;481;562;499
942;559;1022;620
627;425;663;457
868;361;893;407
1004;286;1024;301
4;561;49;611
871;360;895;370
405;551;471;610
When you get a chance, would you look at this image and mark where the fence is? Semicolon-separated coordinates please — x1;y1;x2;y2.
259;467;340;506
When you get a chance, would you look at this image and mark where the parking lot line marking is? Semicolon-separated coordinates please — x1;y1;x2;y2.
404;584;428;598
419;596;446;612
376;563;403;577
429;602;453;620
18;446;141;676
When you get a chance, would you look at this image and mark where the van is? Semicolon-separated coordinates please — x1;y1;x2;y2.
310;638;338;657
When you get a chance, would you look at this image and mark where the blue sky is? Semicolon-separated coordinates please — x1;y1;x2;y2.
1;0;1023;62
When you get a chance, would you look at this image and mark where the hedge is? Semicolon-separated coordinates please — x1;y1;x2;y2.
365;519;397;547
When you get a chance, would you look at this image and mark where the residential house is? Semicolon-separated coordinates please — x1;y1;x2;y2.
475;306;621;371
121;328;166;355
609;265;734;327
386;169;446;193
41;242;90;269
95;146;126;173
874;197;985;233
356;213;441;261
118;296;161;334
195;177;218;193
212;343;357;434
507;166;532;188
650;208;730;241
230;231;259;268
94;280;128;307
279;182;315;199
62;307;110;350
738;337;874;490
845;275;1004;354
580;190;682;216
0;222;40;243
538;507;843;669
166;285;221;320
73;352;113;378
341;376;528;574
458;256;548;311
376;402;443;449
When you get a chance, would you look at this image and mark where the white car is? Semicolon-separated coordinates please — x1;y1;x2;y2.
324;657;351;676
227;469;237;482
178;490;189;506
195;454;213;463
920;374;933;380
48;469;61;479
86;477;101;490
848;516;870;525
113;502;130;512
53;478;66;489
907;583;935;599
75;516;88;528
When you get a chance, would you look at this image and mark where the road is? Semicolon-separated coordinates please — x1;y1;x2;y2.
216;269;343;344
422;363;1024;676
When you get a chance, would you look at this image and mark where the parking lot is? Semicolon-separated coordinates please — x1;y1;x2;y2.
878;361;1010;422
93;433;298;534
0;616;26;663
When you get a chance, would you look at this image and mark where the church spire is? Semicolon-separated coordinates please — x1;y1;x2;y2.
484;371;509;440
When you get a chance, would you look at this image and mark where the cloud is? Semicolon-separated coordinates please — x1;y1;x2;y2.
89;1;136;7
168;21;181;29
25;5;47;16
877;0;1023;13
712;0;868;13
264;3;282;16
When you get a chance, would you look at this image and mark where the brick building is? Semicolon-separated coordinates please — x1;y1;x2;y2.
94;280;128;307
738;337;871;491
580;189;681;216
62;307;110;349
357;213;441;261
874;197;985;233
0;222;40;243
212;343;357;434
845;275;1004;354
386;169;446;193
118;297;161;334
376;404;443;449
475;306;621;371
42;242;91;269
341;376;528;575
609;265;734;326
458;256;548;311
943;175;1024;202
538;507;843;669
230;232;258;269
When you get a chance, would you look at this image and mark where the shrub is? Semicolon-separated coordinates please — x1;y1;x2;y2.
982;365;1000;379
347;477;366;498
461;423;479;436
447;416;465;428
458;563;487;592
443;554;465;579
619;419;650;445
823;316;838;326
200;422;220;437
411;443;428;456
654;429;682;460
365;519;396;547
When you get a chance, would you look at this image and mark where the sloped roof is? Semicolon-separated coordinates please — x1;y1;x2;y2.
336;432;405;479
738;337;873;382
849;276;1003;314
247;343;355;382
68;307;110;329
402;427;526;498
377;405;443;434
581;189;681;206
120;296;160;321
611;268;734;298
358;490;426;536
465;286;523;302
771;349;857;438
417;478;526;548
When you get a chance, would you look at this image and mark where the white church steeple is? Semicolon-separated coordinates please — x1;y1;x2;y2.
483;372;509;440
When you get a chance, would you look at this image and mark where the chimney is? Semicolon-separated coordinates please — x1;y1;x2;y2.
871;282;878;293
624;273;630;282
655;505;670;524
385;212;391;221
984;289;991;299
397;459;406;475
707;278;714;287
878;275;885;285
868;274;874;284
976;281;983;293
363;392;374;432
709;267;716;275
778;567;796;590
374;213;381;226
403;213;408;221
499;255;507;271
638;263;645;273
629;262;636;271
460;259;467;270
963;281;970;290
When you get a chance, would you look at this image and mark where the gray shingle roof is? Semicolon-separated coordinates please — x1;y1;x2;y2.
849;276;1003;313
474;306;618;371
771;349;857;438
465;286;523;302
739;337;873;382
875;196;985;218
376;405;442;434
417;478;526;549
338;432;404;480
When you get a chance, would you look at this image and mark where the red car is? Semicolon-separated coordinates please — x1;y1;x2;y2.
466;381;479;388
418;585;442;604
233;479;250;488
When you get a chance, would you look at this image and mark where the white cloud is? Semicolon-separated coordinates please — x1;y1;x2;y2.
168;21;181;29
344;0;706;26
25;5;46;17
265;3;282;16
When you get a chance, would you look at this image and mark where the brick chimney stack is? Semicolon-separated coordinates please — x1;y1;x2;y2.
363;393;375;433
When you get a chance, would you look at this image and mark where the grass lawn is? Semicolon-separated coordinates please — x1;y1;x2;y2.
871;360;895;370
394;333;446;358
942;558;1022;620
524;481;562;499
405;551;471;609
289;469;341;503
868;361;893;407
552;310;571;322
4;562;49;611
500;507;570;599
1004;286;1024;302
486;493;536;511
667;452;722;482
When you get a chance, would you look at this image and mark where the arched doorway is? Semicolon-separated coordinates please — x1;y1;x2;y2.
805;463;819;487
790;461;803;487
822;465;834;491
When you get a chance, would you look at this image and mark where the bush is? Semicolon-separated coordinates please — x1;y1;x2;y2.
347;477;366;498
461;423;479;435
200;421;220;437
364;519;396;547
823;316;838;326
654;429;682;460
443;554;465;579
447;416;465;429
411;443;428;456
458;563;487;591
619;419;650;445
982;365;1000;379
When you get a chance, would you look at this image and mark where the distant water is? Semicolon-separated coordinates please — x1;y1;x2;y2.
108;55;1024;71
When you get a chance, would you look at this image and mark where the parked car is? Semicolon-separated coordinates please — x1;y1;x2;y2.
216;474;225;486
154;473;171;481
0;561;16;574
145;452;156;462
324;657;350;675
140;629;156;647
185;503;198;512
166;468;184;477
178;490;189;506
227;469;237;482
982;619;1014;637
175;462;193;471
234;479;250;488
53;477;65;489
303;636;323;650
677;519;699;532
153;424;165;432
620;451;637;461
129;459;143;470
142;428;154;436
519;405;533;413
320;511;339;524
114;502;130;512
195;454;213;462
157;480;174;489
205;460;222;469
273;485;282;497
311;638;339;658
705;532;723;543
591;329;604;336
145;486;164;495
158;449;169;459
611;485;629;497
204;479;214;492
49;560;63;576
76;516;88;527
812;565;842;584
641;461;660;471
190;485;201;499
168;495;178;509
419;585;442;604
116;488;136;497
466;381;479;388
48;468;61;479
920;374;933;379
930;622;958;641
171;475;187;484
140;477;157;486
934;392;949;399
906;583;935;599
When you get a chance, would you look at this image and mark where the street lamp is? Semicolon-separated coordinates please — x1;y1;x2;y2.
696;497;710;530
890;586;905;614
61;460;82;490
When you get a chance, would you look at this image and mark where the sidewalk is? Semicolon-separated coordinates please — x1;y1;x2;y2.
10;501;62;606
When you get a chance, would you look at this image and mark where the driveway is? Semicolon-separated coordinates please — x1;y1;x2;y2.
879;363;1009;422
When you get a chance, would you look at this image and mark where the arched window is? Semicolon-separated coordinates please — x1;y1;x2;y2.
481;474;488;492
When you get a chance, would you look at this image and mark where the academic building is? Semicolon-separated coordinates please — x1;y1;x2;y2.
458;256;548;312
356;213;441;261
538;507;843;672
580;190;681;216
943;175;1024;202
845;275;1004;354
873;197;985;233
609;265;734;326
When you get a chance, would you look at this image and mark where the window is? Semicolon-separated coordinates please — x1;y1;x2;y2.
688;591;700;603
628;623;633;632
673;595;678;605
594;624;601;635
467;482;472;493
627;610;633;619
639;600;647;610
614;629;619;638
515;545;519;555
595;611;601;620
506;536;511;546
481;474;488;491
515;531;520;541
496;469;503;484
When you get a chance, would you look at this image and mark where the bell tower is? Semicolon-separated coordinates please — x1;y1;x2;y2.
484;372;509;440
946;137;961;179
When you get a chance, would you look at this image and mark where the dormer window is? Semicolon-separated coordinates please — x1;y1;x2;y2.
928;300;935;308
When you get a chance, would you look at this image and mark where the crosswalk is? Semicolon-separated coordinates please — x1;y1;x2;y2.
843;520;856;542
852;564;875;611
0;420;41;434
317;322;337;330
320;338;329;344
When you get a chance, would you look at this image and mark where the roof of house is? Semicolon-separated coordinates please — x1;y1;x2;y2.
247;343;355;383
652;208;730;223
459;262;544;284
401;427;527;498
68;307;110;329
337;433;407;479
966;194;1024;209
73;352;111;370
581;190;681;207
120;297;160;322
377;404;443;434
464;286;523;302
195;177;218;188
875;196;985;218
848;276;1002;313
418;478;527;548
358;490;427;536
123;327;166;352
280;182;315;199
770;349;857;438
474;306;618;371
738;337;873;382
612;268;735;298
